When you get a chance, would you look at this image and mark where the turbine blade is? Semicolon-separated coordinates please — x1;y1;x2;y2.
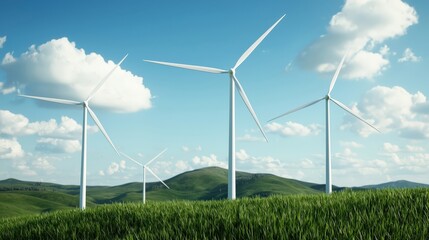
232;75;268;142
86;54;128;102
119;151;143;167
268;97;325;122
233;14;286;70
144;60;228;74
327;52;348;95
330;98;380;133
146;148;168;166
86;106;120;155
145;166;170;189
19;94;81;105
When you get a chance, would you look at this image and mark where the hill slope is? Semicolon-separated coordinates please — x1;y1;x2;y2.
1;189;428;239
0;167;320;218
360;180;429;189
2;167;427;218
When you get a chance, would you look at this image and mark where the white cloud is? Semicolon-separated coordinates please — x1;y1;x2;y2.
35;138;81;154
175;160;191;171
340;141;362;148
237;134;264;142
406;145;424;153
341;86;429;139
298;0;418;80
14;161;37;176
32;156;55;172
0;110;30;135
398;48;421;62
236;149;250;161
1;37;152;112
301;159;316;169
0;110;97;138
182;146;189;152
108;162;120;175
119;160;126;169
192;154;227;168
265;121;321;137
383;142;400;153
0;36;5;48
106;160;126;175
1;52;15;64
0;138;25;160
380;143;429;174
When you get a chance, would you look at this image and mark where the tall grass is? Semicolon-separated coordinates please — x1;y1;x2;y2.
1;188;428;239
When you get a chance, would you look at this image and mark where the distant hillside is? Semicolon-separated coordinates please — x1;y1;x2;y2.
2;167;427;219
360;180;429;189
0;167;321;218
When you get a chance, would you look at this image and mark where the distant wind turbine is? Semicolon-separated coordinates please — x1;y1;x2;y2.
120;149;169;204
20;54;128;209
268;53;380;194
144;15;285;200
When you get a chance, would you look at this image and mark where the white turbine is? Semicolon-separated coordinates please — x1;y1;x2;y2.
120;149;169;204
144;15;285;200
268;53;380;194
20;54;128;209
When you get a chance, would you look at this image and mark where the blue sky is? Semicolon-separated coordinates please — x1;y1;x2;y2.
1;0;428;187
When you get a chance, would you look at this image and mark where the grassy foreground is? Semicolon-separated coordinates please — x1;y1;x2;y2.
0;189;428;239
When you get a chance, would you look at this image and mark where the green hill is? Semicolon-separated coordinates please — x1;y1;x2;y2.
1;189;428;239
0;167;324;218
361;180;429;189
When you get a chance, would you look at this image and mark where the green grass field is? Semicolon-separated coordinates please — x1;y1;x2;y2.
1;188;428;239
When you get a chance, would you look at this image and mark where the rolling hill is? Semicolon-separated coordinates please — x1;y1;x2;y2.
360;179;429;189
1;167;427;219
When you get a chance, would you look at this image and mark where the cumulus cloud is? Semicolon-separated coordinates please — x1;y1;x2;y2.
235;150;290;178
341;86;429;139
381;142;429;174
14;161;37;176
383;142;400;153
35;138;81;154
1;37;152;112
175;160;191;171
265;121;321;137
0;36;5;48
0;109;97;138
106;160;126;175
398;48;422;62
340;141;362;148
192;154;227;168
236;149;250;161
237;134;265;142
32;156;55;171
298;0;418;80
0;82;16;95
0;138;25;160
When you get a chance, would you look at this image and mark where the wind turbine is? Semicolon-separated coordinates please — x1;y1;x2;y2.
268;53;380;194
144;15;285;200
120;149;169;204
20;54;128;209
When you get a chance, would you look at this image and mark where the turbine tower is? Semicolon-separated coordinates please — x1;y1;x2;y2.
120;149;169;203
269;53;379;194
144;15;285;200
20;54;128;209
